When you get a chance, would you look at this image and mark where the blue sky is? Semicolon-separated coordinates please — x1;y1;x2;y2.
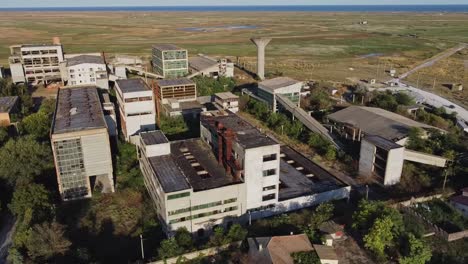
2;0;466;8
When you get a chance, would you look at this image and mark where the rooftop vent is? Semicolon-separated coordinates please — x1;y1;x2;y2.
70;107;78;116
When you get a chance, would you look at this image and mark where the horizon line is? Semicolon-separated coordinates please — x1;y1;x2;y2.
2;4;468;8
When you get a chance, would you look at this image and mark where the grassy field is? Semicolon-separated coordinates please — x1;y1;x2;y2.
0;11;466;87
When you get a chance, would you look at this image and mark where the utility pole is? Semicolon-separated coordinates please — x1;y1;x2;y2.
140;234;145;260
365;185;369;200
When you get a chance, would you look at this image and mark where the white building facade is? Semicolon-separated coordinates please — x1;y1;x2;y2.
65;54;109;89
115;79;156;142
9;41;64;84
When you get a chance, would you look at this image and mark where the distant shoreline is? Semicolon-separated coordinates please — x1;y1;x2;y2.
1;5;468;13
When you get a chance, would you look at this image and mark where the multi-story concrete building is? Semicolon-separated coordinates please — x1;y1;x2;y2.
138;112;350;236
115;79;156;141
152;44;188;78
328;106;448;185
155;78;205;117
51;86;114;201
9;39;64;85
64;54;109;89
214;92;239;113
256;77;303;112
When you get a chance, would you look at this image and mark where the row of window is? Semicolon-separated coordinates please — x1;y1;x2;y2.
263;169;276;177
69;67;104;73
167;192;190;200
262;185;276;191
169;206;238;224
127;112;153;117
168;198;238;216
124;96;153;103
262;193;276;202
263;153;277;162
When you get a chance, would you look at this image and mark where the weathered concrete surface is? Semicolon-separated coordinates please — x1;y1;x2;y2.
404;149;447;167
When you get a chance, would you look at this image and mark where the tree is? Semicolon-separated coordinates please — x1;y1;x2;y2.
395;92;415;106
364;216;395;260
19;111;51;140
25;221;72;260
311;202;334;228
307;89;333;111
226;224;248;242
208;226;228;247
0;136;53;185
9;183;53;222
352;199;403;236
399;163;431;193
160;116;188;136
399;234;432;264
158;237;183;259
175;227;193;250
291;251;321;264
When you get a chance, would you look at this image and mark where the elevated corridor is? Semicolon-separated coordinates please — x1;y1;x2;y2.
125;66;164;79
275;94;340;149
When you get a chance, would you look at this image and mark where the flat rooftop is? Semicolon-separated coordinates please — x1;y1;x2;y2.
189;56;218;71
148;154;191;193
259;77;302;92
0;96;19;113
215;92;239;101
67;55;105;67
172;139;243;192
201;112;277;149
278;146;345;201
18;44;61;48
364;135;403;150
52;86;107;134
157;78;194;87
141;130;169;145
116;79;151;93
327;106;437;141
152;44;185;51
147;139;243;193
163;100;205;112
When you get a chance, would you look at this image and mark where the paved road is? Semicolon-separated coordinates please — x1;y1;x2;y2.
399;43;466;79
0;214;15;264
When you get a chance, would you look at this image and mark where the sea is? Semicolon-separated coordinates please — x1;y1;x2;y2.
1;5;468;12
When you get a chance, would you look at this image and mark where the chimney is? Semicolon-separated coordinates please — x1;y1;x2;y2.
250;37;271;80
52;37;61;45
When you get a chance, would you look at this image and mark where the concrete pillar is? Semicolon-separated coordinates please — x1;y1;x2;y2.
250;37;271;80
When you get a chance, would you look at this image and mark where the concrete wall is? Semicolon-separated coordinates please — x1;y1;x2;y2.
384;147;405;185
404;149;447;167
10;63;25;83
0;113;11;126
81;132;114;192
67;62;107;87
249;186;351;220
358;139;376;178
115;87;156;141
149;242;242;264
145;142;171;157
243;145;281;210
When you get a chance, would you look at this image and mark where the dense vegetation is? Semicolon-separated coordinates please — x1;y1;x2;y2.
244;98;337;161
413;199;468;232
352;200;432;263
193;76;236;97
